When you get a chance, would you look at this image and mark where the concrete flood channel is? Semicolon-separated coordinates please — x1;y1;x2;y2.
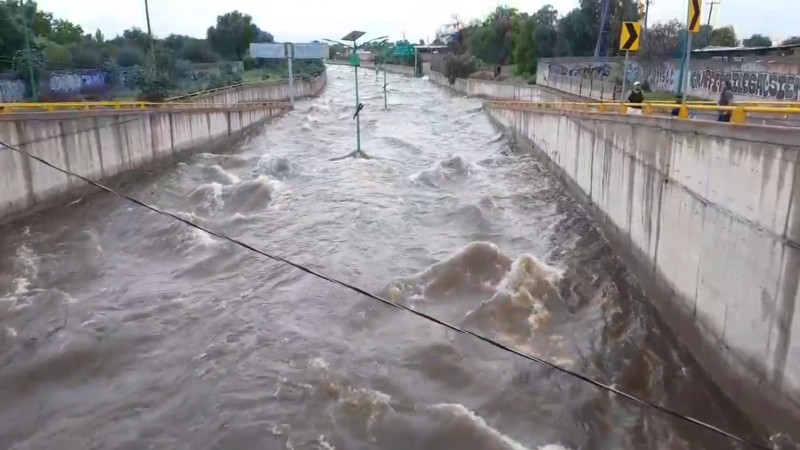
0;65;793;448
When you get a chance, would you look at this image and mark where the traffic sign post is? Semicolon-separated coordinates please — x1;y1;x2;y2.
619;21;641;102
682;0;701;103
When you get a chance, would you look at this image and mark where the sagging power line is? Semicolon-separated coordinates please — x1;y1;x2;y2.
0;137;772;450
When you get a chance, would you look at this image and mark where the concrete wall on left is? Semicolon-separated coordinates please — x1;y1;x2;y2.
0;73;327;223
171;72;328;105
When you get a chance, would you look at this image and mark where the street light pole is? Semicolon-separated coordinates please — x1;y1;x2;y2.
19;0;37;101
324;33;387;160
144;0;155;66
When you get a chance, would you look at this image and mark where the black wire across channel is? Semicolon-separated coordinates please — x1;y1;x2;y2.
0;138;771;450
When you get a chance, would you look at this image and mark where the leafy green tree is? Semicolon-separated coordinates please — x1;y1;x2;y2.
781;36;800;45
514;15;537;75
116;47;145;67
710;26;738;47
206;11;259;60
742;34;771;47
42;40;70;66
49;19;83;44
642;20;682;59
69;45;102;67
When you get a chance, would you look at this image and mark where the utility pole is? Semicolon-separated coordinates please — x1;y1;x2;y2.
144;0;155;66
642;0;652;47
19;0;37;101
706;0;721;27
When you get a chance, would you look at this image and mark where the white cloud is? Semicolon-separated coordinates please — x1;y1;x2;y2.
36;0;798;45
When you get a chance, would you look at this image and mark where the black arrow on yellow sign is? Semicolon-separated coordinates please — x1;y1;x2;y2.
689;0;701;32
620;22;641;51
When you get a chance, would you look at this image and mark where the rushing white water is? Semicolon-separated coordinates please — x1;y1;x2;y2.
0;66;783;449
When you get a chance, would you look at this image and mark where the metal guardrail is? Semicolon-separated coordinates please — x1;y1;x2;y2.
0;101;292;114
165;71;326;102
485;100;800;125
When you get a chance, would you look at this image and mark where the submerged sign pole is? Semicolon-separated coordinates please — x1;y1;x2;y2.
323;31;387;160
682;0;701;103
286;43;295;106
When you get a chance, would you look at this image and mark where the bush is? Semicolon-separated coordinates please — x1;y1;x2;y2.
444;54;478;85
134;68;174;101
117;47;145;67
243;56;255;71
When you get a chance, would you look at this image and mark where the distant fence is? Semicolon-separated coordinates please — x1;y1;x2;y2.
0;61;247;102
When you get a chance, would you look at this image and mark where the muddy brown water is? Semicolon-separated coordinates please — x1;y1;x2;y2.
0;66;790;449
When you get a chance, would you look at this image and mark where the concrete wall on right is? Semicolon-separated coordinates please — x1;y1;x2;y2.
537;56;800;102
487;104;800;432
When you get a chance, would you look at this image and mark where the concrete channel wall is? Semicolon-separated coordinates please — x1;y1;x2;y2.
0;73;327;223
428;71;558;102
169;72;328;104
429;72;800;430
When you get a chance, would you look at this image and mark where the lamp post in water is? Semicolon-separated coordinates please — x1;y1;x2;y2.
323;32;388;159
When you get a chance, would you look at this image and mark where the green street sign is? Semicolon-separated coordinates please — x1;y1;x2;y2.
393;45;414;56
350;53;361;67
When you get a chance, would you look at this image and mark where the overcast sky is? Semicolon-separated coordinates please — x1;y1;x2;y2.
37;0;798;45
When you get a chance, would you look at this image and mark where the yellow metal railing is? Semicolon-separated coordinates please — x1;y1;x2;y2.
485;100;800;124
0;101;293;114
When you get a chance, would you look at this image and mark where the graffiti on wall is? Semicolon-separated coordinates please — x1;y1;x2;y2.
690;68;800;101
624;61;643;83
49;70;108;94
646;62;679;92
547;62;612;81
0;79;25;102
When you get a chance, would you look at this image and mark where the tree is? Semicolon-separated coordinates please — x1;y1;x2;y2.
42;40;70;66
49;19;84;45
514;14;537;74
781;36;800;45
557;5;597;56
94;29;104;44
742;34;771;47
206;11;259;60
710;26;738;47
642;20;682;59
116;47;145;67
253;26;274;43
469;6;519;65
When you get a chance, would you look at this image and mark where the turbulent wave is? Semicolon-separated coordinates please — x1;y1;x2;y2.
252;155;299;179
202;165;240;185
187;175;276;217
384;241;562;346
410;155;474;189
427;403;533;450
462;253;562;342
385;242;511;304
382;136;423;154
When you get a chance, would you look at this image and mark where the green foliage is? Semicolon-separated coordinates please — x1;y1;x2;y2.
42;40;70;66
641;20;683;59
134;67;174;101
444;53;478;84
710;26;738;47
69;45;102;67
782;36;800;46
743;34;772;48
206;11;258;60
116;47;145;67
242;56;255;71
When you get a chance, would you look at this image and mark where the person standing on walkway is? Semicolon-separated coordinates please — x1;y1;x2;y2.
627;81;644;115
718;80;735;122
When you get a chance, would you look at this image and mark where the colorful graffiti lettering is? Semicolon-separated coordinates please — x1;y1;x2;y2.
548;62;611;81
0;79;25;102
690;69;800;101
49;70;108;94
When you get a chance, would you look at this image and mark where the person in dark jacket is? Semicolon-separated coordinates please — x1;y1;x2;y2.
627;81;644;109
718;80;734;122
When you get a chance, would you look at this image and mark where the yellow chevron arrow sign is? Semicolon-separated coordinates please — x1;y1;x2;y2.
620;22;641;51
688;0;702;33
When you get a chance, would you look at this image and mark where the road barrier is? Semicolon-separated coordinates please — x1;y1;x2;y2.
486;100;800;124
0;100;292;114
